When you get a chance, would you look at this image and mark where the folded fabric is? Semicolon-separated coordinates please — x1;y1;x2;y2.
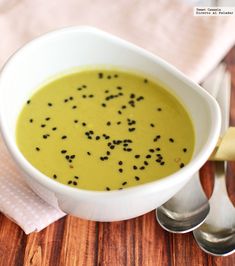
0;0;235;234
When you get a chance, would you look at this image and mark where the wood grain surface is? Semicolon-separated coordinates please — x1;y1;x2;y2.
0;47;235;266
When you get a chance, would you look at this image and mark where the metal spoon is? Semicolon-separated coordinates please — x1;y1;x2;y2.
193;71;235;256
156;64;225;233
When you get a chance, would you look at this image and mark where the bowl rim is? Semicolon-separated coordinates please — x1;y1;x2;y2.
0;26;221;198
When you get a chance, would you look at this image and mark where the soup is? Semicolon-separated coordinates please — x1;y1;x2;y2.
16;68;195;191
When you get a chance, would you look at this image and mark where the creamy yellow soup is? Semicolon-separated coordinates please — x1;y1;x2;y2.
16;69;194;191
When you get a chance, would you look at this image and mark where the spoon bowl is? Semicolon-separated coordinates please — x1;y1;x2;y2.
156;172;210;233
193;222;235;256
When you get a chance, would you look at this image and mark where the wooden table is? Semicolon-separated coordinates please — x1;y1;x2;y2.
0;47;235;266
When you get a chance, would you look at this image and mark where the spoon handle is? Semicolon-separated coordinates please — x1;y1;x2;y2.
217;71;231;135
210;71;232;201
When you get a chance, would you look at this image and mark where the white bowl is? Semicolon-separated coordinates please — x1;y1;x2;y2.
0;26;221;221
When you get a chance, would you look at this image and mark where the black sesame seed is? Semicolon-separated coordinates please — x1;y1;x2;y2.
89;94;94;98
82;122;86;126
135;176;140;181
73;181;77;185
98;73;103;78
70;155;75;159
183;148;187;153
119;168;123;173
117;121;121;125
144;79;148;83
118;92;123;96
72;105;77;109
121;105;126;109
100;157;104;161
41;124;46;128
69;96;73;100
87;151;91;156
107;75;111;79
130;93;135;99
149;149;154;153
74;120;78;123
105;90;109;93
150;123;155;127
45;117;50;121
157;108;162;111
128;128;136;132
118;161;123;165
96;136;100;140
117;86;122;90
106;151;110;156
82;95;87;98
106;187;110;191
140;166;145;170
77;87;82;91
122;181;127;186
48;103;53;107
160;162;165;165
156;159;161;163
27;100;31;104
118;110;122;115
133;165;138;170
110;145;115;150
136;96;144;101
61;150;67;154
106;121;111;126
66;155;70;159
135;155;140;159
64;99;68;103
69;159;72;163
29;119;33;123
101;103;106;107
61;135;67;139
154;135;161;142
53;174;57;179
68;180;72;185
144;161;149;166
36;147;40;151
52;127;57;131
74;176;79;179
146;154;151;159
180;163;185;168
169;138;174;143
156;148;161;151
43;135;47;139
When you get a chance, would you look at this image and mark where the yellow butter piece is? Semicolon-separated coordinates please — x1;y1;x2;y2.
210;127;235;161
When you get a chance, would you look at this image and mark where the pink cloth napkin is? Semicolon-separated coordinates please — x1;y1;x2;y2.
0;0;235;234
